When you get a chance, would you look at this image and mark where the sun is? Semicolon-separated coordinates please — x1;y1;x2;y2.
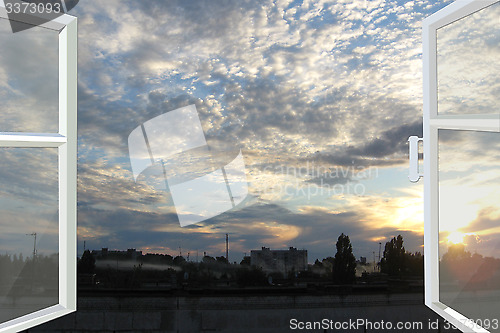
447;232;465;245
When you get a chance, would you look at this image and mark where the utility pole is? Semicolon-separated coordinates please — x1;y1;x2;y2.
378;242;382;271
373;251;376;273
225;233;229;263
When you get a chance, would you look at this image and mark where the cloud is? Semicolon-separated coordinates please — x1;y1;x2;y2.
1;0;455;260
0;19;59;132
304;120;422;171
438;130;500;254
346;120;423;158
437;1;500;115
0;149;58;257
462;208;500;236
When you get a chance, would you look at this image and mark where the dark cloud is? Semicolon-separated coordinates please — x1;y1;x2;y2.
306;120;422;168
349;120;423;157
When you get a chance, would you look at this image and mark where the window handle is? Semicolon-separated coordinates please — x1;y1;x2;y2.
408;136;423;183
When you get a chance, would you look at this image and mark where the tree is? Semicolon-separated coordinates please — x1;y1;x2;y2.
202;255;216;264
406;251;424;277
332;233;356;284
442;243;471;262
313;259;323;268
78;250;96;274
173;255;186;266
235;267;267;287
380;235;406;276
216;256;229;264
240;256;251;266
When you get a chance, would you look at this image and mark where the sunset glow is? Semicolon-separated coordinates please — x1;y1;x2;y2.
446;232;465;245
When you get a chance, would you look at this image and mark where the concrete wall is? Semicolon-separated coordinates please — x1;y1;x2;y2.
27;293;457;333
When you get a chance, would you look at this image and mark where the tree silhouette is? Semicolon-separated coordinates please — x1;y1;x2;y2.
202;255;216;264
406;251;424;277
216;256;229;264
381;235;405;276
442;243;470;262
235;267;267;287
332;233;356;284
240;256;251;266
78;250;96;274
173;255;186;266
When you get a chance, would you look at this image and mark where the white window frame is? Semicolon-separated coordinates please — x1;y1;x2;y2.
423;1;499;332
0;3;77;332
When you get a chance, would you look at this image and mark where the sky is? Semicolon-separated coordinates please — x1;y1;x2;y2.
3;0;499;264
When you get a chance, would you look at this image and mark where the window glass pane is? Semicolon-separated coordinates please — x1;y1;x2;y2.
439;130;500;331
437;2;500;115
0;18;59;132
0;148;58;324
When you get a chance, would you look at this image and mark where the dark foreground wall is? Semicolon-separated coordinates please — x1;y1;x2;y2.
27;292;458;333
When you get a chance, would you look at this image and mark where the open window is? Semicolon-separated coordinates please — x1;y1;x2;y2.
422;1;500;332
0;4;77;333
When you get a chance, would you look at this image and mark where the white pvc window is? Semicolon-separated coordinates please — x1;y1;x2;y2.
0;4;77;332
423;1;500;332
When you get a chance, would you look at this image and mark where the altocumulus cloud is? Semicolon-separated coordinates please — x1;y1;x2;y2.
29;0;456;260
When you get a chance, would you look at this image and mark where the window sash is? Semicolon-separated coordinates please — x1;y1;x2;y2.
0;6;77;333
423;1;499;332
